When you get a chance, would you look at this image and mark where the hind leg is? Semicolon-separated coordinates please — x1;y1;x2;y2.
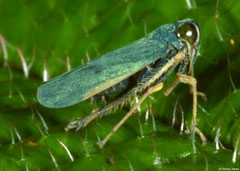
65;88;137;132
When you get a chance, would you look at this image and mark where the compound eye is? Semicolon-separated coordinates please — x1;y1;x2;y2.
176;22;199;45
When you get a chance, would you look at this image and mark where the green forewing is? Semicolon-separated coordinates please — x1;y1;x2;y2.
37;19;193;108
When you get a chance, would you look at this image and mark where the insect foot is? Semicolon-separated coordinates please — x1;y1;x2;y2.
64;118;87;132
197;92;207;101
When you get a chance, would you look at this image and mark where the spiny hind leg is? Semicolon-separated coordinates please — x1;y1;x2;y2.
65;108;99;132
65;90;135;132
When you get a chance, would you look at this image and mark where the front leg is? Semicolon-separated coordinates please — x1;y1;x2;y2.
164;74;207;145
164;77;207;101
176;74;198;126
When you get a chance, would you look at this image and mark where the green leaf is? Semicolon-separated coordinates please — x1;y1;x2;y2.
0;0;239;170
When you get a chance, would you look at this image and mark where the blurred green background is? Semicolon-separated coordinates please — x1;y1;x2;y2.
0;0;239;170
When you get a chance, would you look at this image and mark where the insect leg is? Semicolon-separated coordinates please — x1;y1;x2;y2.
174;74;207;144
164;78;207;101
197;92;207;101
64;109;99;131
98;82;164;149
65;88;138;131
164;79;180;96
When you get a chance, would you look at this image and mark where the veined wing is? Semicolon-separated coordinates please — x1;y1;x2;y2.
37;26;174;108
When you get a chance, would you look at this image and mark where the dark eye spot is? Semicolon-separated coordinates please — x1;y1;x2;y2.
176;22;198;45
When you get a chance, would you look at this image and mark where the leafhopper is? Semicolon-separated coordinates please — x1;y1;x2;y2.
37;18;206;148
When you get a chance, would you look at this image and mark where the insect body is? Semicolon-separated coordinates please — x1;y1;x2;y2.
37;18;206;148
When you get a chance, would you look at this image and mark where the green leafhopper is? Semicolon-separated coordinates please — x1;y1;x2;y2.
37;18;206;148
